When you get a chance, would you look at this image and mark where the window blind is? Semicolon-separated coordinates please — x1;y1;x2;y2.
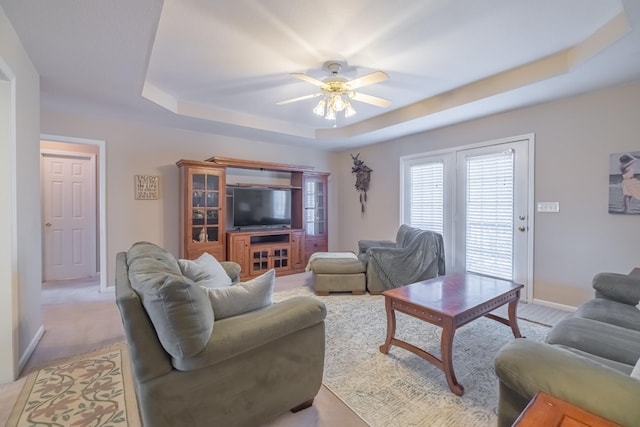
465;150;514;280
409;162;444;234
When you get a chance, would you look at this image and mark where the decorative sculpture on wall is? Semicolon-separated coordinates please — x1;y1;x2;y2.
351;153;373;213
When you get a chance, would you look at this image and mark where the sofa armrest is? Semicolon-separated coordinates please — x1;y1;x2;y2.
593;272;640;305
173;296;326;371
495;339;640;427
221;261;241;283
357;239;396;255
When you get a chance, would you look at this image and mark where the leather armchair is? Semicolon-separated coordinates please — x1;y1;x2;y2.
358;224;445;293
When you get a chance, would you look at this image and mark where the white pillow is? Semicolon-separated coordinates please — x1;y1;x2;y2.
631;358;640;380
203;269;275;320
178;252;232;288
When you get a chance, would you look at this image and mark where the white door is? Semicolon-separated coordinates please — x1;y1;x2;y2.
42;152;96;280
454;139;530;287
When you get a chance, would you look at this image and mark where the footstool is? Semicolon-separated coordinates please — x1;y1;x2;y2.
307;252;366;295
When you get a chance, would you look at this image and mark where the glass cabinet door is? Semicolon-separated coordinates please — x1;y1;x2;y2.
191;172;221;243
304;177;326;236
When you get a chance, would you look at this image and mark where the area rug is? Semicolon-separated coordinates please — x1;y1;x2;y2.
274;288;550;427
7;342;136;427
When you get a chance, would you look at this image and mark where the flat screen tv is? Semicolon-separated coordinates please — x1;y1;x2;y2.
230;187;292;229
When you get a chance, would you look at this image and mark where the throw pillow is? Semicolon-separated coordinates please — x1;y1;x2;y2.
179;252;232;288
632;357;640;380
203;269;275;320
127;242;214;360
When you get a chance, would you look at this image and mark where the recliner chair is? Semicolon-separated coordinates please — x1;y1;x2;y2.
358;224;445;293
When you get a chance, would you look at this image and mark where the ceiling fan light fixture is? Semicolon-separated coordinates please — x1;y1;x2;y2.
344;101;357;118
313;98;326;116
278;61;390;122
331;94;346;112
325;106;336;121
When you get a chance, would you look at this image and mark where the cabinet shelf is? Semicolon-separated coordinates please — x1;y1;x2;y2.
227;229;305;280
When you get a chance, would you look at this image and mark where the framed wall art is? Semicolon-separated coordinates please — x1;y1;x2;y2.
135;175;160;200
609;150;640;214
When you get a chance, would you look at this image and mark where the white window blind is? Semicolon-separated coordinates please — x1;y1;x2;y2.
409;162;444;234
465;150;514;280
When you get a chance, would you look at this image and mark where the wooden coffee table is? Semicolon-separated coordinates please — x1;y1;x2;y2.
379;273;524;396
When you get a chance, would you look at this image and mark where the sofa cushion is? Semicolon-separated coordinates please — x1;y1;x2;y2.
172;296;326;371
204;269;275;320
179;252;232;288
309;256;365;274
546;317;640;366
554;345;634;375
575;298;640;332
127;242;214;360
592;272;640;306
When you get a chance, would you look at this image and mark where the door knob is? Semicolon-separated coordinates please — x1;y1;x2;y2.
518;226;526;232
45;222;52;227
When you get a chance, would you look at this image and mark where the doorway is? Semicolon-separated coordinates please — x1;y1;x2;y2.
40;135;107;292
401;134;534;301
41;150;96;280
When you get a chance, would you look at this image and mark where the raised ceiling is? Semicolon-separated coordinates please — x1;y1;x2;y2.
2;0;640;150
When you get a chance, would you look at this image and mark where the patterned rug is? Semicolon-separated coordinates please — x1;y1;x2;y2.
275;288;550;427
7;342;135;427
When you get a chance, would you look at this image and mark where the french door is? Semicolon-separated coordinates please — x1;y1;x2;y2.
402;135;533;300
454;139;531;288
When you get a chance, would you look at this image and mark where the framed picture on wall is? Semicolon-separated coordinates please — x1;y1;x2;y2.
135;175;160;200
609;150;640;214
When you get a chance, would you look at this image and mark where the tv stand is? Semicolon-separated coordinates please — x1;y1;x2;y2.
227;229;305;280
177;156;328;274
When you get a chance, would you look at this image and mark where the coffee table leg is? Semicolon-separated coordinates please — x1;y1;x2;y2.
441;320;464;396
379;296;396;354
507;298;523;338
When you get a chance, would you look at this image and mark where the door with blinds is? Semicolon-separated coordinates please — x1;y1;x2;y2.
455;139;530;288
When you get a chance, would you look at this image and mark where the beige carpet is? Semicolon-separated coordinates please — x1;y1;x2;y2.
274;287;551;427
7;342;137;427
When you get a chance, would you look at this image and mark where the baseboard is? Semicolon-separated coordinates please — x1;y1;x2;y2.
19;325;44;373
532;298;577;312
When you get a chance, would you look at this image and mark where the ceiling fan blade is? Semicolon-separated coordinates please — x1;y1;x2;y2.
290;73;326;87
275;93;322;105
351;92;392;108
347;71;389;89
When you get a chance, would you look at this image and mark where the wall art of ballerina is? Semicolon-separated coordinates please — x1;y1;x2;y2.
609;150;640;215
351;153;372;214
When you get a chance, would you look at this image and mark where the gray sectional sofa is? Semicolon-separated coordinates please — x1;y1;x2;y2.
115;242;327;427
495;272;640;426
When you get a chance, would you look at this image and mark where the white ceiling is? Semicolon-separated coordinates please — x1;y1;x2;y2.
2;0;640;151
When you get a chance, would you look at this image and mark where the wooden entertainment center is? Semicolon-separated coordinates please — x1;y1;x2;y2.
177;157;329;280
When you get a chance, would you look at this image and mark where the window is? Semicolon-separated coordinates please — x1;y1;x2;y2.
407;161;444;234
464;150;514;280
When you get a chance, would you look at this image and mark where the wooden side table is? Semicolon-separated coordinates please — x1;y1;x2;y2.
513;392;622;426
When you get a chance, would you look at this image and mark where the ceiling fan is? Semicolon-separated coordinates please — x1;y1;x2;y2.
276;62;391;120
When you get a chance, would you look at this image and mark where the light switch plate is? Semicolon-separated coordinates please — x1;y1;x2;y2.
537;202;560;213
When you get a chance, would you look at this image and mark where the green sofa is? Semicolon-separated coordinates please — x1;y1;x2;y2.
115;242;327;427
494;272;640;426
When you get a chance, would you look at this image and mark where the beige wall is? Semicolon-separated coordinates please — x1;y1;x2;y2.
0;5;41;382
40;110;337;287
334;79;640;308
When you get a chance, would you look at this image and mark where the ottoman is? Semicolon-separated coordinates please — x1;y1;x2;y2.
307;252;366;295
